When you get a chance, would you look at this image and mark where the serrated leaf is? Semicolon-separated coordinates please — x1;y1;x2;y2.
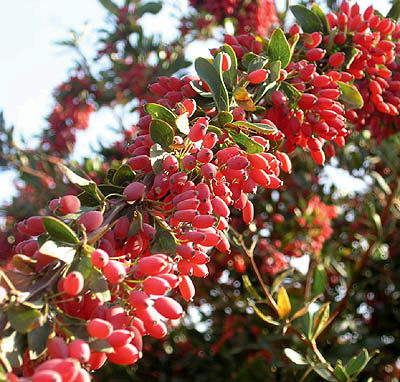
248;299;280;326
112;164;135;186
136;1;162;17
337;81;364;109
8;305;42;333
311;4;330;33
149;119;175;151
39;241;76;264
221;44;238;90
27;320;53;360
58;164;103;203
290;5;323;33
312;264;327;298
144;103;176;126
284;348;308;365
42;217;80;244
242;275;262;300
277;286;291;319
195;56;229;112
175;112;190;135
312;303;330;340
226;130;264;154
151;223;176;255
387;1;400;20
150;143;168;174
268;28;291;69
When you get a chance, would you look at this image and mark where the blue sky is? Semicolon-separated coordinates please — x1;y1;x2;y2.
0;0;392;207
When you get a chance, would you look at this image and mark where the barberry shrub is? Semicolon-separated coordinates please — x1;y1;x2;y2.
1;1;400;381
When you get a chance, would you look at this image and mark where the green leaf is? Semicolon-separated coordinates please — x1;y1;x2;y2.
268;28;291;69
269;60;282;82
58;164;104;203
334;361;349;382
346;349;378;378
279;81;302;102
312;303;330;340
175;112;190;135
254;80;277;104
150;143;168;174
217;111;233;127
0;328;24;369
88;268;111;303
242;275;262;300
144;103;176;126
284;348;308;365
221;44;238;90
89;339;114;353
337;81;364;109
247;55;269;73
290;5;323;33
149;119;175;151
313;364;336;381
387;1;400;20
112;164;135;186
98;0;119;14
189;80;213;98
343;47;359;70
371;171;391;195
8;305;41;333
195;57;229;112
27;320;53;360
42;217;80;244
248;299;280;326
151;223;177;255
39;240;76;264
136;1;162;17
231;120;277;135
311;3;330;33
312;264;327;298
226;130;264;154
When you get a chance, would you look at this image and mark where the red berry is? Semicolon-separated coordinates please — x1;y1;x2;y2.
68;339;90;363
47;337;68;359
103;260;126;283
63;271;84;296
87;318;113;339
123;182;145;201
221;52;231;71
59;195;81;215
154;296;183;319
91;249;109;268
248;69;269;84
78;211;103;232
107;344;139;365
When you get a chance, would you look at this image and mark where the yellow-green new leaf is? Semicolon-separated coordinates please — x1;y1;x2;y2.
277;286;291;319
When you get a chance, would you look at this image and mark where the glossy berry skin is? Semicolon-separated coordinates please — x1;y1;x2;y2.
32;370;63;382
47;337;68;359
107;344;139;365
91;249;109;268
59;195;81;215
248;69;269;84
103;260;126;283
123;182;145;201
68;339;90;363
77;211;103;232
87;319;113;339
63;271;84;296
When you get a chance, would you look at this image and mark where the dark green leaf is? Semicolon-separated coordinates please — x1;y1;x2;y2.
39;240;76;264
217;111;233;127
387;1;400;20
312;303;330;340
313;364;336;381
151;223;177;255
8;305;41;333
254;80;277;104
312;264;327;298
346;349;378;378
280;81;302;102
311;4;330;33
98;0;118;14
284;348;308;365
0;328;24;369
150;143;168;174
207;125;223;136
144;103;176;126
112;164;135;186
269;60;281;82
189;80;213;98
337;81;364;109
149;119;174;151
290;5;323;33
136;2;162;17
231;120;277;135
88;268;111;303
98;184;124;196
268;28;291;69
221;44;238;90
195;56;229;111
334;361;349;382
247;55;269;73
28;320;53;360
58;164;104;203
226;130;264;154
343;47;359;70
42;217;80;244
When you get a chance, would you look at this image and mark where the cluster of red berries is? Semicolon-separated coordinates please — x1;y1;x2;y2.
189;0;278;36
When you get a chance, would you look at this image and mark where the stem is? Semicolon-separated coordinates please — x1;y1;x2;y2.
304;258;316;301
